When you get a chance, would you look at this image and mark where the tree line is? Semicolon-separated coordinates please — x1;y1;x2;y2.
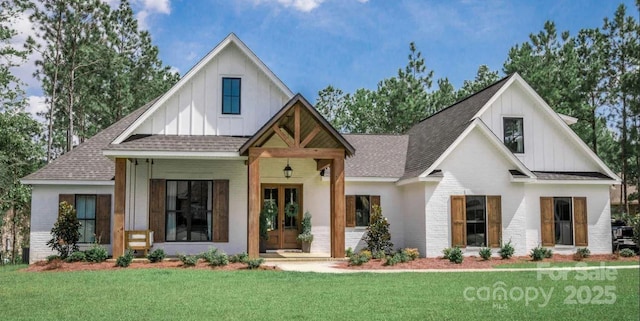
0;0;178;261
315;3;639;214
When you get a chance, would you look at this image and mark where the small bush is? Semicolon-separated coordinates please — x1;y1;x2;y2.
47;202;81;259
65;251;86;263
479;247;492;261
359;250;372;260
246;258;265;269
116;250;134;268
403;248;420;260
372;250;386;260
178;253;198;266
544;248;553;259
345;247;354;258
619;248;636;257
530;246;547;261
229;252;249;264
448;247;463;264
147;249;166;263
348;252;371;266
200;247;228;266
84;244;108;263
442;247;453;260
46;255;61;263
499;240;515;259
574;248;591;261
384;253;401;266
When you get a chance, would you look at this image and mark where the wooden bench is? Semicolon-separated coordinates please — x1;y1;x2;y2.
124;230;154;256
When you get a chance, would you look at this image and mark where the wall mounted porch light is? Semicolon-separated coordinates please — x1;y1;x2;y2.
283;159;293;179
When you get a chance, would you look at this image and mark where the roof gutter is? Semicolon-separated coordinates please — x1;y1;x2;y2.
21;179;115;186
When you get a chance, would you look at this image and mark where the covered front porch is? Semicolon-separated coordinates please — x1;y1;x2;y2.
107;95;354;259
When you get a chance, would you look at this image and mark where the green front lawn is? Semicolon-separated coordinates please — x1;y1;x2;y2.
1;266;638;320
495;260;640;269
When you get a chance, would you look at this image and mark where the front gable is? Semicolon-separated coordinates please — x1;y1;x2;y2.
113;33;293;143
475;74;618;179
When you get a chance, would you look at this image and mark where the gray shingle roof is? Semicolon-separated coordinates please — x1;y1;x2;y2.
402;75;513;179
22;99;158;181
106;135;248;152
532;171;613;180
342;134;408;178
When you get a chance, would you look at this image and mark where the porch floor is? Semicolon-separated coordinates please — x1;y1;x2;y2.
260;250;345;262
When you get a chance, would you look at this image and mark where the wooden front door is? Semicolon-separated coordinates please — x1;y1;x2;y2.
262;184;302;250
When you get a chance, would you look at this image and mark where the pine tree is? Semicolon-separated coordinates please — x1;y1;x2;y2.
363;205;393;255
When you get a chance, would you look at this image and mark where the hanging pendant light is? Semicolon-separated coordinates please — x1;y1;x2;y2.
283;159;293;179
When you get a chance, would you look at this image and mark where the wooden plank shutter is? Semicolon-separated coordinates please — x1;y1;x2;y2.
540;197;555;247
58;194;75;216
213;180;229;242
451;195;466;247
573;197;588;246
345;195;356;227
95;194;111;244
487;196;502;248
149;179;166;243
370;195;380;209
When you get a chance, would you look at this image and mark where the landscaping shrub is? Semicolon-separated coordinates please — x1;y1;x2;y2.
84;243;108;263
116;250;134;268
178;253;198;266
246;258;265;269
448;247;463;264
65;251;86;263
199;248;229;267
46;254;61;263
530;245;547;261
479;247;492;261
363;205;393;255
229;252;249;263
345;247;354;258
403;248;420;260
372;250;386;260
574;248;591;261
348;252;371;266
359;250;372;260
442;247;452;260
384;253;401;266
619;248;636;257
46;202;80;259
544;248;553;259
498;240;515;259
147;249;166;263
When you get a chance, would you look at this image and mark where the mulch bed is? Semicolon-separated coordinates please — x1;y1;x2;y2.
24;259;278;272
335;254;640;270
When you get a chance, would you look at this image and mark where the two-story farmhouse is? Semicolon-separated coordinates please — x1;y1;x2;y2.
23;34;620;262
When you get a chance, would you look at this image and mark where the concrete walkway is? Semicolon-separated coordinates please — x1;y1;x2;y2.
264;261;640;273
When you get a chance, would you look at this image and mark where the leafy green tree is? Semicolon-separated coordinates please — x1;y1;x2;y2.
47;202;80;259
456;65;500;100
363;205;393;255
0;0;31;112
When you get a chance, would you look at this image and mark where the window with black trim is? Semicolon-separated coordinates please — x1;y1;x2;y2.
465;196;487;247
355;195;371;227
165;180;213;242
503;117;524;153
554;197;573;245
222;77;241;114
76;195;96;243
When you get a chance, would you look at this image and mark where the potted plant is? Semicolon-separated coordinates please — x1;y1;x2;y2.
297;211;313;253
260;199;277;253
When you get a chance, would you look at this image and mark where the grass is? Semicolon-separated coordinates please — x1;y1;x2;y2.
495;260;640;269
0;266;638;320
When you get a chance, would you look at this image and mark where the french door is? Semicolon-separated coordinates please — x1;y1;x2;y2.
262;184;302;250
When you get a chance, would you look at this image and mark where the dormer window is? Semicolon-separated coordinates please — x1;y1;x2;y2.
222;77;241;114
504;117;524;153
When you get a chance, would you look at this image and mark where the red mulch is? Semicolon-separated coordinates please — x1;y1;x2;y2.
24;259;278;272
335;254;640;270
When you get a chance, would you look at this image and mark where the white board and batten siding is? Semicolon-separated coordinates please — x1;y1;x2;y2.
134;43;290;137
29;185;114;263
479;82;599;172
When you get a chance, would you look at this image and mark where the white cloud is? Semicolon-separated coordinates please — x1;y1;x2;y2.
133;0;171;30
276;0;325;12
25;95;47;122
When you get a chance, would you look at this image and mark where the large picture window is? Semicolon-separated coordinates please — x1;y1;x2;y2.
76;195;96;243
503;117;524;153
222;77;241;114
166;180;212;242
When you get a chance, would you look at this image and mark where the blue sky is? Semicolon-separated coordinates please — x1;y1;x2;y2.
16;0;638;114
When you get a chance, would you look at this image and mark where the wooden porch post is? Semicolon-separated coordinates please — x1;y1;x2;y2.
247;154;260;257
330;155;345;258
113;158;126;257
